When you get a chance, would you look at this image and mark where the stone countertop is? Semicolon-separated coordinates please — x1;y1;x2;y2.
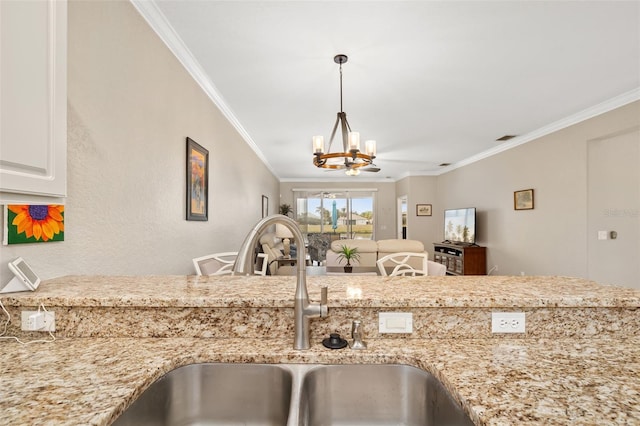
1;275;639;425
2;274;640;308
1;337;639;426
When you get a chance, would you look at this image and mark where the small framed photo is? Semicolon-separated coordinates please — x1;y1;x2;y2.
514;189;534;210
186;137;209;221
416;204;432;216
262;195;269;218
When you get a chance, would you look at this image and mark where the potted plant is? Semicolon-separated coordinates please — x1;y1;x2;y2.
279;204;292;216
336;245;360;273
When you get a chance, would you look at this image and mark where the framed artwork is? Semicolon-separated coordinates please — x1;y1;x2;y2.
416;204;432;216
262;195;269;218
186;137;209;221
3;205;65;245
514;189;534;210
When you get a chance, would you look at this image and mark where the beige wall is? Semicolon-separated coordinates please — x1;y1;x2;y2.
586;127;639;288
436;101;639;286
396;176;439;247
0;0;279;283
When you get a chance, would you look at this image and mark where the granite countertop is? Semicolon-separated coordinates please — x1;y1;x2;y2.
1;274;639;425
1;337;639;425
3;274;639;308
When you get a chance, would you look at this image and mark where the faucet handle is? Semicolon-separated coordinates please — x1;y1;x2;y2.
349;320;367;350
320;286;329;317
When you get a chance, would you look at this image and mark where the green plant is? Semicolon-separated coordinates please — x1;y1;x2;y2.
279;204;292;216
336;245;360;266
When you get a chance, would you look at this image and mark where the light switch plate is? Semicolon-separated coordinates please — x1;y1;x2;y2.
379;312;413;333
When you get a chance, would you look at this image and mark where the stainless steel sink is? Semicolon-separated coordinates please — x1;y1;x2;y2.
112;363;293;426
298;364;475;426
112;363;474;426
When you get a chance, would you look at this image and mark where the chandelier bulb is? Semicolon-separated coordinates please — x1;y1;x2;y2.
348;132;360;151
365;140;376;156
312;135;324;154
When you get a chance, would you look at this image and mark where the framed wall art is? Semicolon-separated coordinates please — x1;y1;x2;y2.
3;204;65;245
514;189;534;210
262;195;269;218
416;204;432;216
186;137;209;221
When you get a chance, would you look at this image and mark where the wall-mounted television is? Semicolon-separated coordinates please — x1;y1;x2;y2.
444;207;476;244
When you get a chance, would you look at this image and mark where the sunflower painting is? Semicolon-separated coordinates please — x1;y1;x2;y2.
4;205;64;244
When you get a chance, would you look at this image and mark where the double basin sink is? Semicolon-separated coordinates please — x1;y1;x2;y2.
113;363;475;426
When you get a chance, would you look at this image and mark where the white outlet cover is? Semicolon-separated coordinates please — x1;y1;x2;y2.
491;312;525;333
21;310;56;332
379;312;413;333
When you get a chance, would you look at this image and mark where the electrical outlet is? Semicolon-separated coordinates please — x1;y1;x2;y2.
21;311;55;332
491;312;525;333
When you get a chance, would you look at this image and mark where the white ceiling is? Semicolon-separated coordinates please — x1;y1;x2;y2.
140;1;640;182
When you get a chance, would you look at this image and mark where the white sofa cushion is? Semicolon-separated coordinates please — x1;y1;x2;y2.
377;239;424;253
327;239;378;268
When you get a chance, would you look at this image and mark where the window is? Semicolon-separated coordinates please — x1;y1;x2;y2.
293;189;376;240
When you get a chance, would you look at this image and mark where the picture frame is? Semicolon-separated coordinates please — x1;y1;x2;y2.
262;195;269;218
3;204;65;244
416;204;432;216
514;189;534;210
186;137;209;221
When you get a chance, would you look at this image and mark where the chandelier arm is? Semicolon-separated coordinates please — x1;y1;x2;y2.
339;112;350;152
327;113;341;154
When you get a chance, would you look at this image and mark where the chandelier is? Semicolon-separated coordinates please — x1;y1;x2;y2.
312;54;379;176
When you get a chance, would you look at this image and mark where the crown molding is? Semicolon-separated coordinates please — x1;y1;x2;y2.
437;88;640;175
129;0;278;178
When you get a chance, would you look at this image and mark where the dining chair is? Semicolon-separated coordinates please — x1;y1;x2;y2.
376;252;429;276
192;252;238;276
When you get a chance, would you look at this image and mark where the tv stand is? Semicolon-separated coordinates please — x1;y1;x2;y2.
433;242;486;275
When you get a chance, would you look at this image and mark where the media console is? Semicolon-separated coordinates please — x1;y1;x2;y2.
433;242;486;276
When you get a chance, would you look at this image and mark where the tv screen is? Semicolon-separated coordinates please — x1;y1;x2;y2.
444;208;476;244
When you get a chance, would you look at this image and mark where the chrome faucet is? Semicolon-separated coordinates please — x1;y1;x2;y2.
232;214;328;350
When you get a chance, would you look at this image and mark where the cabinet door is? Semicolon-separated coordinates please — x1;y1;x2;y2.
0;0;67;203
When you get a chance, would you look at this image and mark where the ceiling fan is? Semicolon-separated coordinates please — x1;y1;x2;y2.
325;157;380;175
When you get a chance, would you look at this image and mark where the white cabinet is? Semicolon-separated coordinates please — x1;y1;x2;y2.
0;0;67;204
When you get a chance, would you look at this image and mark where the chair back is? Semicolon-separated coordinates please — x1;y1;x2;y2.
377;252;429;276
192;252;238;276
255;253;268;276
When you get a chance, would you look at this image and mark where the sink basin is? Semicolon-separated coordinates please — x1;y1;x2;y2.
113;363;474;426
298;364;474;426
112;363;293;426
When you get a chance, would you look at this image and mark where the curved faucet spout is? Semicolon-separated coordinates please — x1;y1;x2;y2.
233;214;327;349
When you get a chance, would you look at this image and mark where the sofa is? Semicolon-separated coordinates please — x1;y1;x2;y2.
326;238;447;276
259;233;292;276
